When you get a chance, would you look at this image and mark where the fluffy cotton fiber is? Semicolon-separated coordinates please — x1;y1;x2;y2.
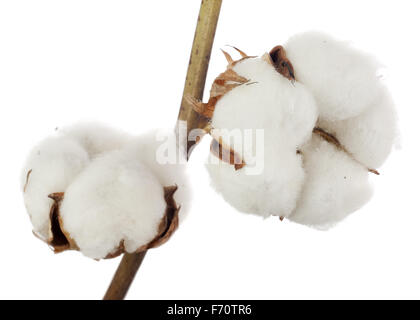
21;137;89;240
288;136;373;228
60;151;166;259
58;122;132;157
317;86;397;169
204;32;397;229
207;145;304;218
212;57;318;150
124;130;191;219
22;124;190;259
285;31;383;121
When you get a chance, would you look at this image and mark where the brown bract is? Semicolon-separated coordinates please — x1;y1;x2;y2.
23;169;32;193
47;192;78;253
187;67;249;120
210;138;246;170
313;127;380;175
267;45;295;81
186;48;256;169
187;48;254;122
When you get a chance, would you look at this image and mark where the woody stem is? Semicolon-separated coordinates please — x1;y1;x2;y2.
103;0;223;300
178;0;223;156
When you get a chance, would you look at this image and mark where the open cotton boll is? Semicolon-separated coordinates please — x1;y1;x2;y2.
212;57;318;149
60;151;167;259
285;31;382;121
289;136;373;229
199;51;313;219
318;87;397;169
124;129;191;219
206;146;305;218
58;122;132;158
21;137;89;239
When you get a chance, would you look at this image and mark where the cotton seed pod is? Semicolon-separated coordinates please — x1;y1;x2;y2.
284;31;383;121
22;125;189;259
194;34;396;228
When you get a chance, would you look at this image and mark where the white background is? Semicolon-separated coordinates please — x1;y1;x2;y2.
0;0;419;299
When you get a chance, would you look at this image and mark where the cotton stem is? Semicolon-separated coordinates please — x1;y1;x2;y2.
103;0;223;300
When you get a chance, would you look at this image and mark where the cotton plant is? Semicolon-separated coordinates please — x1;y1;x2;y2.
190;31;397;229
21;124;190;259
21;31;396;265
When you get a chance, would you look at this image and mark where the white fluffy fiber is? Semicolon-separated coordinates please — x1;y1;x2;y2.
285;31;383;121
22;124;190;259
206;32;397;229
22;123;130;240
288;136;373;228
58;122;132;157
124;130;191;219
21;137;89;240
60;151;166;259
212;57;318;150
318;87;397;169
207;145;304;218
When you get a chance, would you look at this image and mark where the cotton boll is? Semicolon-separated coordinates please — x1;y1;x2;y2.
21;137;89;239
60;151;167;259
285;31;382;121
318;87;397;169
212;57;318;149
289;136;373;229
58;122;132;158
206;146;305;218
124;129;191;219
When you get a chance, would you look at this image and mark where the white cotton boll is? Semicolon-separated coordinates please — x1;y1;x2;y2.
58;122;132;158
285;31;382;121
206;146;305;218
21;137;89;239
289;136;373;229
60;151;166;259
212;57;318;149
124;129;191;219
318;87;397;169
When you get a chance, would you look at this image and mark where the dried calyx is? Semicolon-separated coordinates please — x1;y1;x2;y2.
267;45;295;81
46;192;75;253
186;47;256;168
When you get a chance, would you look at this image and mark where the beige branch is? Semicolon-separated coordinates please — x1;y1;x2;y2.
103;0;223;300
178;0;223;156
